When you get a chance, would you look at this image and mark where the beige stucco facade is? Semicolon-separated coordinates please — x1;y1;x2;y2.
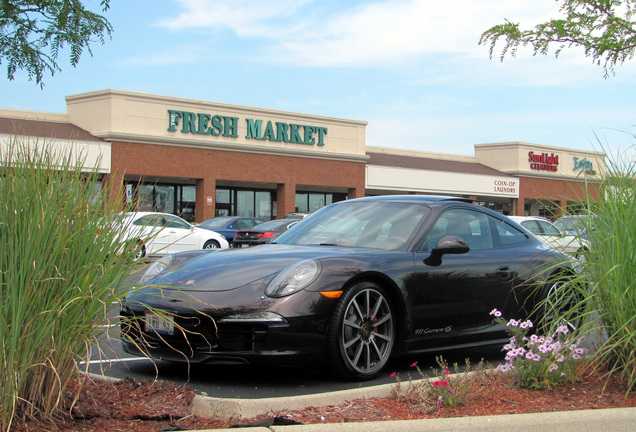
475;142;605;181
65;89;368;163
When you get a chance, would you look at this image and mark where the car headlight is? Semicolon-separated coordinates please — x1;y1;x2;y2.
265;259;321;298
140;254;175;283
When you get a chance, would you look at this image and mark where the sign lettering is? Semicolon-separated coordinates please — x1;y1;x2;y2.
168;110;327;146
528;151;559;172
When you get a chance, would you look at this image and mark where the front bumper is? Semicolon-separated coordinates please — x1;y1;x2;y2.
120;288;333;367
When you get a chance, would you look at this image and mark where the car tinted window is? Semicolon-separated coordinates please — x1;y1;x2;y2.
494;219;529;247
423;209;493;251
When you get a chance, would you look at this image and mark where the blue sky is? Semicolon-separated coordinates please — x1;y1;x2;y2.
2;0;635;160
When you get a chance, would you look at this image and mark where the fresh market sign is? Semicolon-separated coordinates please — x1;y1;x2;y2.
167;110;328;146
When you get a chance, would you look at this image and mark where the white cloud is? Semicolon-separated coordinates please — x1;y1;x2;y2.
159;0;562;66
159;0;313;37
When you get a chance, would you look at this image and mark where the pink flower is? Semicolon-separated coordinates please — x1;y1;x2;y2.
390;372;397;377
441;381;448;387
444;370;450;375
411;361;418;367
433;381;440;387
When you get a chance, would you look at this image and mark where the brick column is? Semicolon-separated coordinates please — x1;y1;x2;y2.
277;183;296;217
103;171;126;213
347;187;365;200
196;177;216;223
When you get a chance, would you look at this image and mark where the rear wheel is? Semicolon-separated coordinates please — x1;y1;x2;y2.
541;278;583;333
327;281;395;380
203;240;220;249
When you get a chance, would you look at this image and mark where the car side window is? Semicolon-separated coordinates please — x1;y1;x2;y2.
494;219;529;247
164;215;189;229
423;209;493;251
134;215;162;227
520;220;541;235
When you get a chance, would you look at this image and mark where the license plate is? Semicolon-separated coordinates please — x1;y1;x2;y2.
240;243;250;248
145;311;174;335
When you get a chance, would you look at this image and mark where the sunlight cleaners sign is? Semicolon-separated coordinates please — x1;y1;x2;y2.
528;151;559;172
167;109;328;146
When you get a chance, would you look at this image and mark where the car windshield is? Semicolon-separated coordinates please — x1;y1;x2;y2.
199;217;232;228
275;201;429;249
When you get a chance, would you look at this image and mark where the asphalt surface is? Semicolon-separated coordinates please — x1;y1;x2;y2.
88;325;504;399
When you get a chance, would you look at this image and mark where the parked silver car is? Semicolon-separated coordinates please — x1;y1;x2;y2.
508;216;589;258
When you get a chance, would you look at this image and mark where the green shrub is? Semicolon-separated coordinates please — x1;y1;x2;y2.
0;139;138;431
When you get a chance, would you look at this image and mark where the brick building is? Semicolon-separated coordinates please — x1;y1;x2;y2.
0;89;605;221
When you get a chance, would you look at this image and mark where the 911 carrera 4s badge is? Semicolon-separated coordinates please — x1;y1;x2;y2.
415;326;452;335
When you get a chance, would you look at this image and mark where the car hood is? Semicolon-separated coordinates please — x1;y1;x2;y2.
141;244;370;292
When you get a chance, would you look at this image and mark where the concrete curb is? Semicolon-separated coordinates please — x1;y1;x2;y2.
191;380;397;421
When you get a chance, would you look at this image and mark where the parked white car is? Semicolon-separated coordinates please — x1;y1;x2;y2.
113;212;229;259
508;216;589;258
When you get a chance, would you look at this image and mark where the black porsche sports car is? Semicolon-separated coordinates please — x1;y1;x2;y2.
121;195;578;380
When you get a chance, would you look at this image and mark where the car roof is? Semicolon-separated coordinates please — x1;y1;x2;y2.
348;195;474;204
508;216;552;222
119;211;174;218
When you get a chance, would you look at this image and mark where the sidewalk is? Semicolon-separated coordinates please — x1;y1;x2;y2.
205;408;636;431
189;382;636;432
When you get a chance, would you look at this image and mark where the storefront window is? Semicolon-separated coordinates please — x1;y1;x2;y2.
237;190;255;217
180;186;196;222
137;185;154;211
215;188;273;219
154;186;175;213
295;194;308;212
296;192;344;213
127;183;196;220
256;191;272;220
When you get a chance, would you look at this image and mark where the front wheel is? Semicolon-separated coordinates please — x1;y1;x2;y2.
203;240;221;249
326;282;395;381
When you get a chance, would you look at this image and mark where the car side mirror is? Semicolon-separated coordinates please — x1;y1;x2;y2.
424;235;470;267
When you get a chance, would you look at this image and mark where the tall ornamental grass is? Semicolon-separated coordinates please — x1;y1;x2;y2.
545;143;636;393
0;139;138;431
578;147;636;392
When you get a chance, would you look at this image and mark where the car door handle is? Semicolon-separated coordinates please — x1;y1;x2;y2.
495;266;512;279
